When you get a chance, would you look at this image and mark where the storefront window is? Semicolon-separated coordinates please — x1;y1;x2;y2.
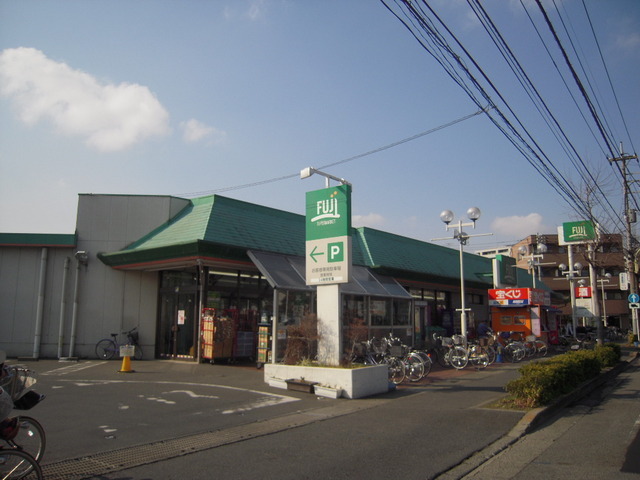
276;290;313;326
393;300;411;325
370;298;391;326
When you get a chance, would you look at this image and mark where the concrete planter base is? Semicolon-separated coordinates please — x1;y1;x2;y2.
264;363;388;399
314;385;343;399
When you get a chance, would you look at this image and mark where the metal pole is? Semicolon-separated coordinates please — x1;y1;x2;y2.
600;280;608;327
568;245;578;337
609;147;639;335
458;233;467;338
588;244;603;345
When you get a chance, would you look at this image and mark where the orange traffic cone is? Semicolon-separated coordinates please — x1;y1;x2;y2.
118;355;134;373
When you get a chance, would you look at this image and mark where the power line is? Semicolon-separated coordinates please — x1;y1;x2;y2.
176;106;487;198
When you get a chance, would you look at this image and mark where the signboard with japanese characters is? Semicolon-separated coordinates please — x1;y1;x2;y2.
488;288;550;307
305;184;352;285
575;286;592;298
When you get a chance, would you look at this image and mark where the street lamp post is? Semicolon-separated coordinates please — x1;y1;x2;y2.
432;207;492;339
559;260;584;337
518;242;549;288
598;273;613;327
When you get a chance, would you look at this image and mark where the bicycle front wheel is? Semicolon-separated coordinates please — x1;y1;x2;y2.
416;351;432;377
436;348;450;368
449;346;468;370
388;358;406;385
535;340;548;356
8;417;45;464
0;449;43;479
405;353;425;382
95;340;116;360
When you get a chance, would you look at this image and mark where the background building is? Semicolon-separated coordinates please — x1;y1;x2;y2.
512;233;629;331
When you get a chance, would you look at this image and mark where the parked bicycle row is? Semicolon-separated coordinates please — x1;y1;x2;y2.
350;329;562;385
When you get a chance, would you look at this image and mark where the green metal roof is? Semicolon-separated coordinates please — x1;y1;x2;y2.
97;194;500;289
0;233;76;247
354;227;494;288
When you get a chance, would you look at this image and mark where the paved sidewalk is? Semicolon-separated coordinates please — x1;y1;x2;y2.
436;348;640;480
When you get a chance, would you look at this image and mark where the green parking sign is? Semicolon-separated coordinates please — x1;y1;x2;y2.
305;185;352;285
327;241;344;262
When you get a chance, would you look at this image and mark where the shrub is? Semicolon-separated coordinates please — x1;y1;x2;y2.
505;347;618;408
283;315;319;365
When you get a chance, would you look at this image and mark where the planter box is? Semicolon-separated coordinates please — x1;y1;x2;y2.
264;364;388;399
268;378;288;389
285;379;318;393
314;385;343;399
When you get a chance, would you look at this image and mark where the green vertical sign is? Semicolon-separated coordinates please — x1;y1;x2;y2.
305;184;352;241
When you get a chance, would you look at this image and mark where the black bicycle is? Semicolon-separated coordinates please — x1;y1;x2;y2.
95;327;143;360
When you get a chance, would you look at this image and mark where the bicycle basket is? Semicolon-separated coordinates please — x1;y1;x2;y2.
389;345;404;357
452;334;464;345
128;330;139;343
525;335;537;342
442;337;453;347
370;337;388;354
0;366;37;401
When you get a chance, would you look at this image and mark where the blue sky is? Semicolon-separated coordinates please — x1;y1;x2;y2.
1;0;638;250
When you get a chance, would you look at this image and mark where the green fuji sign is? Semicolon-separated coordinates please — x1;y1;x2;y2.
305;184;352;285
559;220;597;245
305;184;351;241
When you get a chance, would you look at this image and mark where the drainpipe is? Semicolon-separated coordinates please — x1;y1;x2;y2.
68;251;88;358
57;257;71;359
32;248;48;359
68;258;81;358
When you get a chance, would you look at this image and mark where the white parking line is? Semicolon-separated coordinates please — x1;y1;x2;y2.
40;361;104;376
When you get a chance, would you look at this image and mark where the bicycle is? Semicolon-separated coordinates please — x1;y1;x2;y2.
494;333;526;363
0;447;42;479
384;334;425;382
95;327;143;360
433;334;468;369
466;338;490;369
350;339;406;385
0;366;45;478
522;335;548;357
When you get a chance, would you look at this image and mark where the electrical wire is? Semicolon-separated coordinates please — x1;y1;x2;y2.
177;106;487;197
381;0;630;235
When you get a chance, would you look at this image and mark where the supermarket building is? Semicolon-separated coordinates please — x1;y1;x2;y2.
0;193;537;362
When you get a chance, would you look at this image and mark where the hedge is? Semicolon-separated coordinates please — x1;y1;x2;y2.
504;344;621;408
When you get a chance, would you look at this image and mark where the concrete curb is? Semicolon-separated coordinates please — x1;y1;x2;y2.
435;350;639;480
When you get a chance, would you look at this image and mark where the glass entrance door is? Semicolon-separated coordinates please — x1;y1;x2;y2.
158;271;199;359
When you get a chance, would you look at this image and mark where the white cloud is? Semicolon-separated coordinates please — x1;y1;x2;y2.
0;47;170;152
353;213;386;229
180;119;227;145
491;213;551;240
247;0;267;21
617;31;640;50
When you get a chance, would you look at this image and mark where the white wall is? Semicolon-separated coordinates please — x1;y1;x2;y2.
0;194;190;359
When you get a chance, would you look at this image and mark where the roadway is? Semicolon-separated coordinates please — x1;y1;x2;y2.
8;348;638;480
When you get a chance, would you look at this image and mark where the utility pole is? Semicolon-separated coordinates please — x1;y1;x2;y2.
609;144;639;336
